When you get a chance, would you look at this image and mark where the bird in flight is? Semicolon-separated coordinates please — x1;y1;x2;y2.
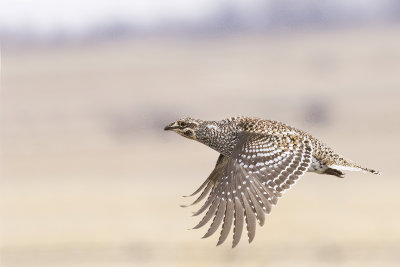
164;117;380;247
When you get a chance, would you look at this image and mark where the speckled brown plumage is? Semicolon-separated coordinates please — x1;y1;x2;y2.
164;117;380;247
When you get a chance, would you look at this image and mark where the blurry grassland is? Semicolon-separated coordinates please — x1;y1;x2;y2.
1;27;400;266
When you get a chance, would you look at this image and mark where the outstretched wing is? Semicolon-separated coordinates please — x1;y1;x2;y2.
184;132;313;247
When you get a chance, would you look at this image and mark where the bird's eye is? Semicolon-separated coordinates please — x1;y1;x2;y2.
184;130;192;136
180;122;187;127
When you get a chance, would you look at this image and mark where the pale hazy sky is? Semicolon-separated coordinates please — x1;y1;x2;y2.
0;0;390;37
0;0;261;35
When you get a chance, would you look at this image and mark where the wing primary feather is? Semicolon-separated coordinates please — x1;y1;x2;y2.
232;198;244;248
247;187;265;226
192;198;219;229
202;199;226;238
192;194;214;216
184;154;225;197
186;180;214;206
183;178;210;197
242;193;256;243
231;162;244;248
217;200;234;246
251;182;272;214
244;187;260;225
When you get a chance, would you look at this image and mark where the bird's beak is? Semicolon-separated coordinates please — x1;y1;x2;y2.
164;122;179;131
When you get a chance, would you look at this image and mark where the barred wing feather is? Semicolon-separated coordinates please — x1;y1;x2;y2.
184;132;313;247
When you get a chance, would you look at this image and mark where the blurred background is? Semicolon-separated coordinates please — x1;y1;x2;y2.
1;0;400;266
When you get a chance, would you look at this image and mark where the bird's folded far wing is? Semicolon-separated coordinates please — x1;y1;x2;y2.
186;132;313;247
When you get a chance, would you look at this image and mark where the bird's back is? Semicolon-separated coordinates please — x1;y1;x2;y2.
235;117;379;176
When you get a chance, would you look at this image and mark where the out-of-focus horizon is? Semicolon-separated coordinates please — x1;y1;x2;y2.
2;0;400;43
1;1;400;267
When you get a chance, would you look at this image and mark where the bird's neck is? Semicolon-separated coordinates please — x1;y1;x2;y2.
196;119;241;156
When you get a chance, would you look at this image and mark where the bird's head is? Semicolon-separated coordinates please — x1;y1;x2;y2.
164;117;202;140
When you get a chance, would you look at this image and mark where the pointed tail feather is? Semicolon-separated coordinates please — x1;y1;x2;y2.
360;167;381;175
329;164;381;175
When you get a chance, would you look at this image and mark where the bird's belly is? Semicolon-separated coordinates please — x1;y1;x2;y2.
307;157;328;173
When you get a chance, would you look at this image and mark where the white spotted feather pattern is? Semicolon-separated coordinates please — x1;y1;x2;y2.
187;132;313;247
165;117;380;247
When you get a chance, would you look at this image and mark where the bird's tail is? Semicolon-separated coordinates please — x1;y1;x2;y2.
329;163;381;176
359;166;381;175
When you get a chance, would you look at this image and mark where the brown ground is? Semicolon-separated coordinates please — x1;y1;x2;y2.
1;27;400;266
